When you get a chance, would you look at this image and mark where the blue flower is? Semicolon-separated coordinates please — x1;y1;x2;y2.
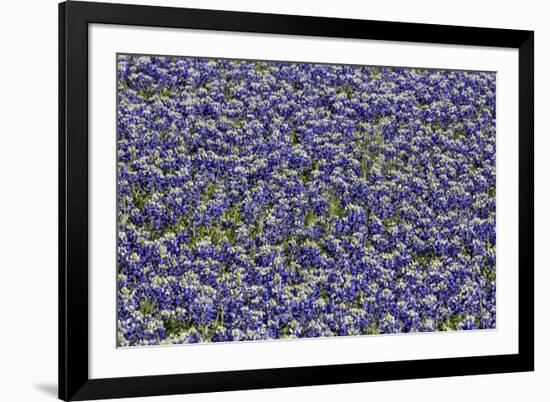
116;55;496;346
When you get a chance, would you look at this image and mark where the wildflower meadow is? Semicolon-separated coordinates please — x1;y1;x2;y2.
116;55;496;346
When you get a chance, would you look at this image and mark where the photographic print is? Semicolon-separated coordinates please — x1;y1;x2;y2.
59;4;533;399
116;54;496;347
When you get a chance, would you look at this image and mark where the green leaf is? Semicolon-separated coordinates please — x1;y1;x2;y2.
328;193;344;219
139;300;156;316
305;210;316;228
290;129;299;145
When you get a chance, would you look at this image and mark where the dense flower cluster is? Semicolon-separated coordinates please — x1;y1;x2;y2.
116;55;496;346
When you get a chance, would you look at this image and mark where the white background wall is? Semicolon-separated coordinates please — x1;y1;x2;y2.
0;0;545;401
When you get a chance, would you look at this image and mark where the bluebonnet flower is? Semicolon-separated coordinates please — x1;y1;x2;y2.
116;55;496;346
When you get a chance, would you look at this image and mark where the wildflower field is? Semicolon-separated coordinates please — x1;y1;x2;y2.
116;55;496;346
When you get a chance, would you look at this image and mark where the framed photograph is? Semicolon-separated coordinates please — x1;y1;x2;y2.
59;1;534;400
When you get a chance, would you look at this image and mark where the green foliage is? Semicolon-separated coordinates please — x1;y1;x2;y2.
358;128;370;180
304;210;316;228
365;319;380;335
482;253;496;283
139;300;156;316
119;213;129;226
249;215;264;241
319;286;329;301
137;89;153;99
382;157;397;175
338;85;353;99
483;267;496;282
290;129;300;145
361;155;369;180
279;323;291;336
255;63;267;73
198;324;218;341
300;160;318;184
382;214;400;233
300;168;313;183
224;205;242;226
414;250;438;267
215;305;225;327
223;83;233;101
188;224;228;247
453;130;465;140
437;315;462;331
281;236;297;260
203;182;217;202
162;318;192;337
131;186;148;210
328;193;345;219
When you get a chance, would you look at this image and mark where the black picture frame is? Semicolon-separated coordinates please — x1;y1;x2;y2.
59;1;534;400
